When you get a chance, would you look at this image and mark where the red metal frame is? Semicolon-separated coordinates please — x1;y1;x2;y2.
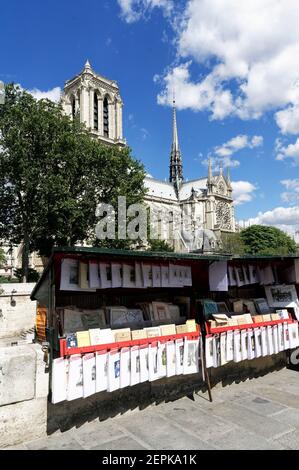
205;318;296;335
59;327;200;357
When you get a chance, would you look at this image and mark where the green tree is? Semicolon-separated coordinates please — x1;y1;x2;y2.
240;225;297;255
220;232;245;255
148;238;175;252
0;84;146;281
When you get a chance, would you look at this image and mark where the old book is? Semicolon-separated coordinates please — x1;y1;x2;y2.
160;324;176;336
131;329;147;340
262;314;272;322
76;330;91;347
89;328;102;346
176;324;189;334
212;314;229;325
97;328;114;345
186;319;197;332
253;315;264;323
233;300;244;313
271;313;280;321
113;328;131;342
66;333;77;349
145;326;161;338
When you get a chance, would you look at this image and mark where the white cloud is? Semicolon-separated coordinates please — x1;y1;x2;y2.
276;138;299;165
204;134;263;168
29;86;61;102
231;181;257;206
281;179;299;204
117;0;173;23
244;206;299;236
155;0;299;130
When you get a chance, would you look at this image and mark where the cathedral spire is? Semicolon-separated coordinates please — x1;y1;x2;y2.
169;98;183;194
84;60;92;72
208;157;213;184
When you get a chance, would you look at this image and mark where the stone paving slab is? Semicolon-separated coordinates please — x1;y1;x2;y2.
234;395;287;417
201;401;295;439
90;436;148;451
26;433;84;450
209;427;285;450
117;409;216;450
273;429;299;450
68;420;125;449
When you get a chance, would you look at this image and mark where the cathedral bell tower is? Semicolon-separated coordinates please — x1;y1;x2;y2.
169;99;183;197
62;60;125;146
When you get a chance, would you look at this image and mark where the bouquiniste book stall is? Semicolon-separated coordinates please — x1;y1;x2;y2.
31;248;299;406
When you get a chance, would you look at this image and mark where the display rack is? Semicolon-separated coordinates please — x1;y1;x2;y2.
59;327;200;358
205;318;295;335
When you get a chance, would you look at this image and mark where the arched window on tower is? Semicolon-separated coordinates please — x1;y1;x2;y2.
71;96;76;119
94;92;98;130
103;96;109;137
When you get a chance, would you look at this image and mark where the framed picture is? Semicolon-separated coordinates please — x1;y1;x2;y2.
254;298;271;314
265;284;298;307
60;259;96;292
122;264;136;288
152;302;170;321
99;263;112;289
108;306;128;326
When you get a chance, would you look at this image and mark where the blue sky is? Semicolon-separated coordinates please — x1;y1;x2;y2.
1;0;299;236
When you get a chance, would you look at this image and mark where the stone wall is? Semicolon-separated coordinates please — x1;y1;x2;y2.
0;283;36;339
0;344;48;448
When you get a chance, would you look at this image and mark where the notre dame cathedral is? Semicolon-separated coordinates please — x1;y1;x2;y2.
62;61;236;253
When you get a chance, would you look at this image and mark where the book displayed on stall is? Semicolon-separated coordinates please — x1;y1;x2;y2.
51;357;68;404
76;330;91;347
95;350;108;392
175;338;185;374
89;328;102;346
83;353;96;398
107;349;121;392
130;346;141;386
120;347;131;389
67;354;83;401
139;344;149;383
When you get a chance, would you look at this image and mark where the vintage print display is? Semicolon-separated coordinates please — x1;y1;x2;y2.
175;338;185;375
123;264;136;288
120;347;131;389
139;345;149;383
183;339;199;375
60;259;95;292
83;353;96;398
166;340;176;377
67;355;83;401
107;349;121;392
95;350;108;392
130;346;141;386
209;261;228;292
51;358;68;404
79;262;89;289
265;285;298;308
111;263;123;288
89;262;101;289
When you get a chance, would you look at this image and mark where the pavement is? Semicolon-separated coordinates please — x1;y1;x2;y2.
6;367;299;450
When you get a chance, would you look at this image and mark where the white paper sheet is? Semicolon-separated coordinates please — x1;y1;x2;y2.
209;261;228;292
166;340;176;377
241;330;248;361
247;329;255;360
152;265;162;288
288;323;299;349
228;266;237;286
266;326;274;355
139;345;149;383
99;263;112;289
220;333;228;366
261;327;268;356
213;335;221;367
273;325;279;354
130;346;141;386
283;322;290;350
89;262;101;288
161;265;170;288
205;336;214;368
235;266;245;287
123;264;136;288
226;330;234;362
111;263;122;288
51;357;68;404
83;353;96;398
157;342;167;378
183;339;199;375
95;350;108;392
175;338;185;375
169;264;181;287
249;265;259;284
254;328;262;358
141;263;153;288
107;350;121;392
233;331;242;363
148;343;160;381
89;328;101;346
67;354;83;401
120;347;131;389
277;323;284;352
98;328;114;345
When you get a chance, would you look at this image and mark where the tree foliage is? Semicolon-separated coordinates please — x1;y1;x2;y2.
0;84;146;280
240;225;297;255
220;232;246;255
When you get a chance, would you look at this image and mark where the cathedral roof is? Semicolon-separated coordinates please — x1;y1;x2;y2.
144;177;178;201
179;178;207;200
